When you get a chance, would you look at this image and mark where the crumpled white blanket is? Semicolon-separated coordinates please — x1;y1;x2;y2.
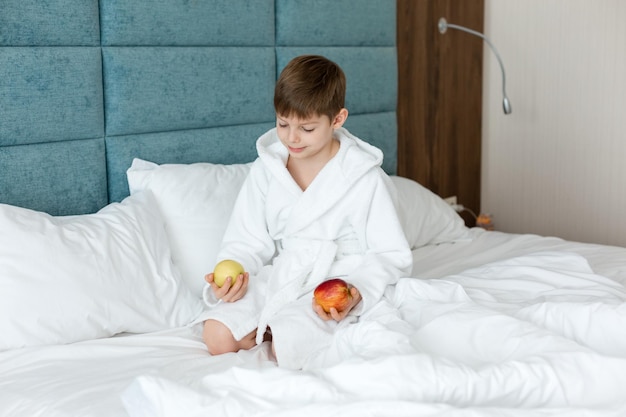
122;251;626;417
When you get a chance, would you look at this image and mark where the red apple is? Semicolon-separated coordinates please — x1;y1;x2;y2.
314;278;352;313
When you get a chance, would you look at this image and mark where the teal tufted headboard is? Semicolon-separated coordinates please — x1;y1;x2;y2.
0;0;397;216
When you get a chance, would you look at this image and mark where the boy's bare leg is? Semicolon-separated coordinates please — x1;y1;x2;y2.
261;327;276;360
203;319;257;355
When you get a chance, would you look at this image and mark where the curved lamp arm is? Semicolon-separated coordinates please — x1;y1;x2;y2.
439;17;512;115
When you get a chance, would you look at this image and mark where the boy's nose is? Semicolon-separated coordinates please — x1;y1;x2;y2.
289;130;300;143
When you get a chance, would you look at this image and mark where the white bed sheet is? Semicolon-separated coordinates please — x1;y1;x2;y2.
2;229;626;417
411;228;626;285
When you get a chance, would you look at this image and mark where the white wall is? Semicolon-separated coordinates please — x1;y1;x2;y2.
482;0;626;247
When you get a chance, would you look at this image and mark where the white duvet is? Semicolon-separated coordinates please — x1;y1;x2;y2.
2;247;626;417
120;251;626;417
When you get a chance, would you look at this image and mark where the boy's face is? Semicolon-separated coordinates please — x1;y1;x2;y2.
276;110;347;161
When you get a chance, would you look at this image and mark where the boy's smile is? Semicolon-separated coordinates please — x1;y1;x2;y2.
287;146;305;153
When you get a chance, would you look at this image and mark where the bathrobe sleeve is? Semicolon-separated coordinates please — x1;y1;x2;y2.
215;159;276;276
345;169;413;314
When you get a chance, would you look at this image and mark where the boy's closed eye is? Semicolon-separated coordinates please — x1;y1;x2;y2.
277;124;315;133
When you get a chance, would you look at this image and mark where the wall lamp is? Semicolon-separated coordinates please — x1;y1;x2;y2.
438;17;512;115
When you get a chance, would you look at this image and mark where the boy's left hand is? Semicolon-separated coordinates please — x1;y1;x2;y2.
312;286;361;322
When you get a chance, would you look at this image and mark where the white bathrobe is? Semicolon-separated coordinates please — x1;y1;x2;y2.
203;127;413;368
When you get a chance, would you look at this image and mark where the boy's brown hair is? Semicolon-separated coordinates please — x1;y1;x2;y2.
274;55;346;122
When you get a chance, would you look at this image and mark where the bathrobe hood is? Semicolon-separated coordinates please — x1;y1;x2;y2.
255;127;384;234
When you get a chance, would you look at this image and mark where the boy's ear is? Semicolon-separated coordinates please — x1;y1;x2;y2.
331;108;349;128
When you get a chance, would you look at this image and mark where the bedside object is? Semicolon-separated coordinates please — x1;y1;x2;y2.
476;213;495;230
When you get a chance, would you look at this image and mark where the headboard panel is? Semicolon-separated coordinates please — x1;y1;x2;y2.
0;0;397;216
98;1;274;47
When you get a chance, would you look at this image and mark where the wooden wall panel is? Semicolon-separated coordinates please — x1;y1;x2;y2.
397;0;484;225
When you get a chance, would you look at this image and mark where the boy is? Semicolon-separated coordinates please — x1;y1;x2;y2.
202;55;412;369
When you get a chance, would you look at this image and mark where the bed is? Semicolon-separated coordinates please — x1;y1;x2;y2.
2;1;626;416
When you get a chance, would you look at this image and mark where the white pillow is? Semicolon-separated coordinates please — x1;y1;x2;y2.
0;191;205;351
127;158;251;297
390;175;471;249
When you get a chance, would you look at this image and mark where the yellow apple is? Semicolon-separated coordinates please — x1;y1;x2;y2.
213;259;245;287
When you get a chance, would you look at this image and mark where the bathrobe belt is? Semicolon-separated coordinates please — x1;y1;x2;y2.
255;238;362;344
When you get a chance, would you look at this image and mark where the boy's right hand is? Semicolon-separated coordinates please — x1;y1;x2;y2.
205;272;249;302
